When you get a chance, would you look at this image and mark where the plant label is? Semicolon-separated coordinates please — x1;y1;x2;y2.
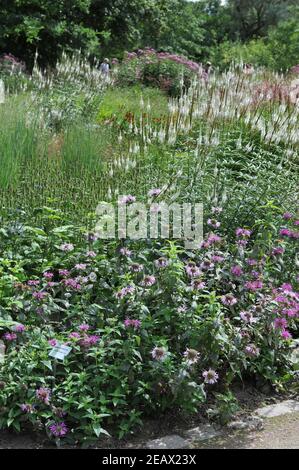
49;342;71;360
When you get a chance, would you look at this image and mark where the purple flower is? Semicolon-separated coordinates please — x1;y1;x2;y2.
59;269;70;277
119;195;136;204
27;280;40;286
236;228;251;238
272;247;284;256
120;247;132;256
43;272;54;279
124;318;141;329
200;259;214;271
32;291;48;300
148;188;162;198
141;275;156;287
78;323;90;331
211;254;224;263
79;335;100;349
231;265;243;276
3;332;17;341
48;339;57;347
75;264;87;270
244;344;260;357
154;257;169;268
130;263;143;273
36;387;51;404
185;262;201;278
69;332;80;340
59;243;74;252
281;329;292;340
211;207;223;215
283;212;293;220
274;318;288;330
183;348;200;364
240;311;257;324
191;279;206;290
221;294;237;306
202;369;219;384
279;228;292;237
49;422;68;437
86;251;97;258
246;258;258;266
20;404;34;413
13;323;25;333
245;280;263;291
115;285;135;299
207;218;221;229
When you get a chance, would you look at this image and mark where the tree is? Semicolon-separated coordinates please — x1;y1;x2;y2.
226;0;298;41
0;0;98;68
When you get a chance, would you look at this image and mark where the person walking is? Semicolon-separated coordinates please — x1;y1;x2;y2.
99;58;110;78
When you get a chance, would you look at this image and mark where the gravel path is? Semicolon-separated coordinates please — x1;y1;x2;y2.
191;412;299;449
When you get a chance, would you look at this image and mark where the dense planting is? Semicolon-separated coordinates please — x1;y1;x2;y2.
0;51;298;446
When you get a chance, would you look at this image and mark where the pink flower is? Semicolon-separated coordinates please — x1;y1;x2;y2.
86;251;97;258
183;348;200;364
78;323;90;331
185;262;201;278
236;228;251;238
245;280;263;291
207;218;221;229
36;387;51;404
148;188;162;197
75;264;87;270
274;317;288;329
283;212;293;220
141;275;156;287
13;323;25;333
3;332;17;341
231;265;243;276
120;247;132;256
48;339;57;347
119;195;136;204
281;329;292;340
43;272;54;279
124;318;141;329
202;369;219;384
244;344;260;357
221;294;237;306
272;247;284;256
59;269;70;277
49;422;68;437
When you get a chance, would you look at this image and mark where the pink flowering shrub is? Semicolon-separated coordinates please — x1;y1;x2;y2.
117;48;199;96
0;204;298;445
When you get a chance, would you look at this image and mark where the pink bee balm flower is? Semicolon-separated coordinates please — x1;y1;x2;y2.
274;318;288;329
43;272;54;279
120;247;132;256
221;294;237;306
3;332;17;341
283;212;293;219
59;269;70;277
75;264;87;270
245;280;263;291
236;228;251;238
244;344;260;357
13;323;25;333
240;311;256;324
183;348;200;364
207;218;221;228
48;339;57;347
231;265;243;276
36;387;51;404
49;422;68;437
27;280;40;286
202;369;219;384
281;329;292;340
86;250;97;258
119;195;136;204
185;262;201;278
272;247;284;256
148;188;162;197
78;323;90;331
141;275;156;287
